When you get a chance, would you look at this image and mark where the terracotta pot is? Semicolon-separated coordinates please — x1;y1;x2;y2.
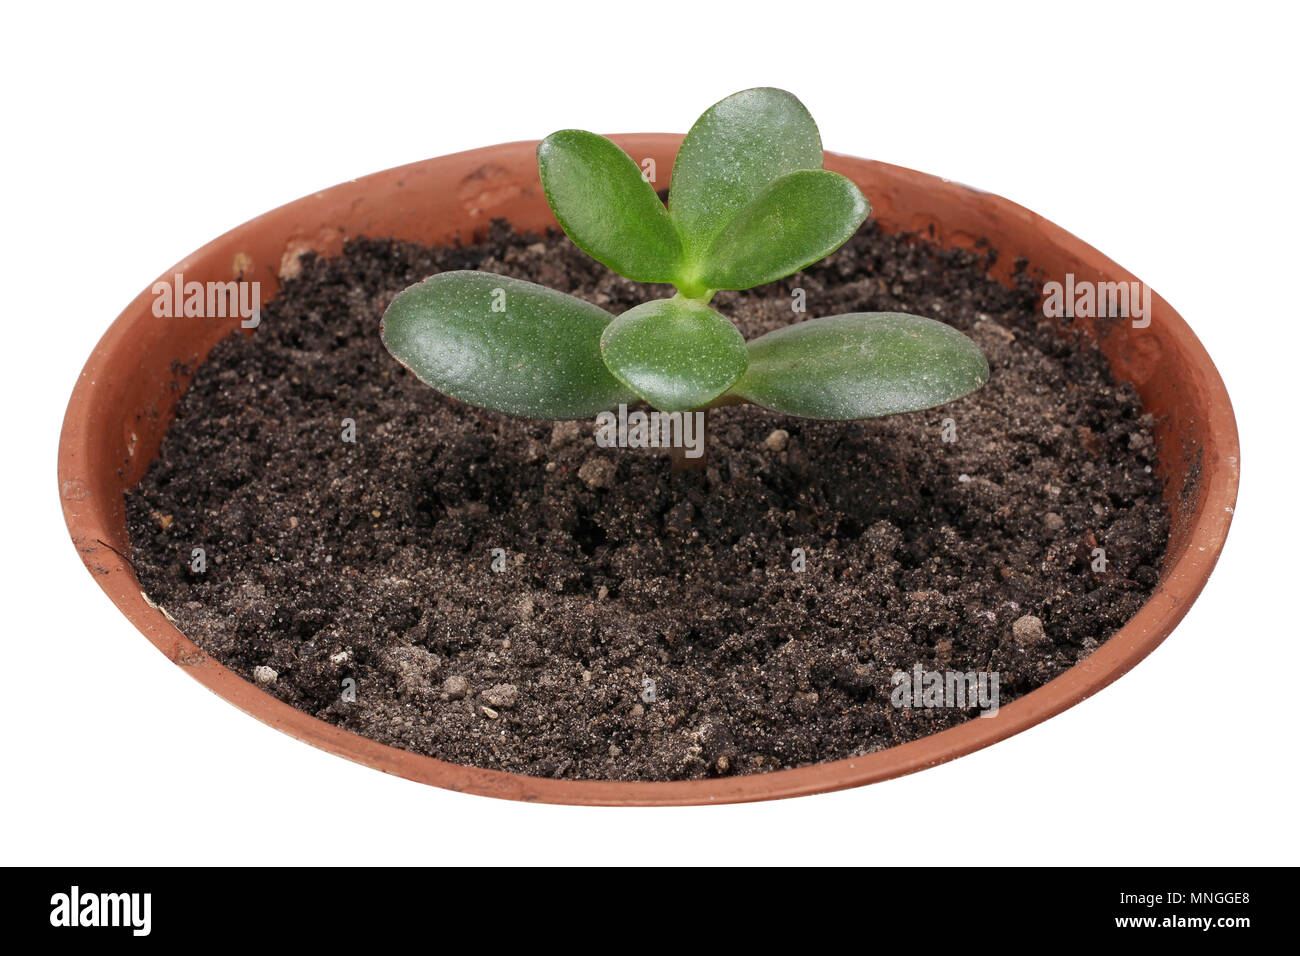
58;135;1239;805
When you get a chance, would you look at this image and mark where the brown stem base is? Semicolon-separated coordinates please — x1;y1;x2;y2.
670;407;709;473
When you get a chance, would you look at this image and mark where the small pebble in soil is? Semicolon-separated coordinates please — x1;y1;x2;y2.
441;676;469;700
577;457;616;490
253;665;277;685
480;684;519;709
550;421;580;448
764;428;790;452
1012;614;1050;646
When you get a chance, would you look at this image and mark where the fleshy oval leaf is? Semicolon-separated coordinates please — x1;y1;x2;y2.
668;88;824;262
728;312;990;419
600;297;748;412
381;271;636;419
698;170;869;291
538;129;684;284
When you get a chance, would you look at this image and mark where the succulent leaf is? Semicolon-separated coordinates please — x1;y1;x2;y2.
728;312;990;419
698;169;869;291
600;296;748;411
381;271;635;419
538;129;685;284
668;88;824;265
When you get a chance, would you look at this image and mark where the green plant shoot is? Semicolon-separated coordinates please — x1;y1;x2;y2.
382;88;989;430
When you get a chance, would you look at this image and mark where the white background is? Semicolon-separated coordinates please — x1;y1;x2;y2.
4;2;1296;865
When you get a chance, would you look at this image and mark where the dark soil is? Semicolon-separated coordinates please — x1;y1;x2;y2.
125;220;1169;781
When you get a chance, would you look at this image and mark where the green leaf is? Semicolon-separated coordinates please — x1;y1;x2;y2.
538;129;684;284
669;88;824;264
728;312;990;419
698;170;869;291
600;296;748;412
381;271;636;419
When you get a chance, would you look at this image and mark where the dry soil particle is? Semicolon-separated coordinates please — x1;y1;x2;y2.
126;220;1168;781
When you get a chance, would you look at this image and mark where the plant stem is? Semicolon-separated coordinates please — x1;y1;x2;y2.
670;407;709;473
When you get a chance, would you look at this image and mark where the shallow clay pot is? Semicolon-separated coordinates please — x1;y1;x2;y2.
59;135;1239;805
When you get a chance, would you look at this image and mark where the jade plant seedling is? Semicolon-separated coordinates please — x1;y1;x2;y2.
381;88;988;447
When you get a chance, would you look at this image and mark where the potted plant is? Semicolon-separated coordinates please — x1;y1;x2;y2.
59;89;1238;805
